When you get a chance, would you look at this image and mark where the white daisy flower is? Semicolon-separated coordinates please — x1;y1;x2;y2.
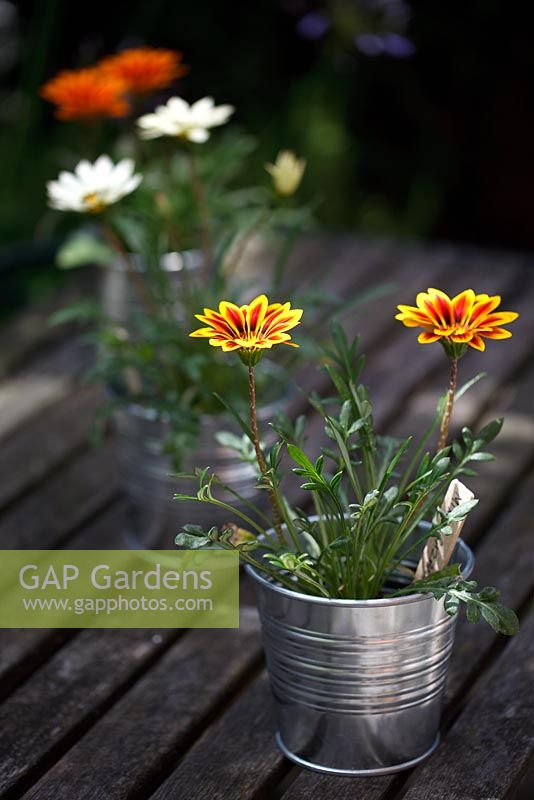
137;96;235;143
46;155;143;213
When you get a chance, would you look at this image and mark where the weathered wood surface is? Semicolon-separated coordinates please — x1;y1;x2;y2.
0;236;532;800
20;609;263;800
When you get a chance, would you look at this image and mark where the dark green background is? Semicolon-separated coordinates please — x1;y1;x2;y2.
2;0;533;313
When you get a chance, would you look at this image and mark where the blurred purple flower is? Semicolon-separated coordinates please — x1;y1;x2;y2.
294;1;415;57
297;11;331;40
356;31;415;57
381;32;415;57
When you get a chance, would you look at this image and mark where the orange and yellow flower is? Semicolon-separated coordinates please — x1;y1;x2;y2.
396;288;518;354
98;47;188;95
190;294;303;364
40;68;130;121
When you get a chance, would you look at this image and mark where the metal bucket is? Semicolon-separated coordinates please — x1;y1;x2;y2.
102;250;204;323
103;250;289;547
246;537;474;775
113;397;284;549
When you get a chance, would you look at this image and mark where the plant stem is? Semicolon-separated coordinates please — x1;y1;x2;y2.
187;149;212;274
101;222;157;317
438;357;458;451
248;366;284;544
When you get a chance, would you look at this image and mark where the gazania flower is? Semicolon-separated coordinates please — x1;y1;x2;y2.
396;288;519;354
265;150;306;197
137;96;234;142
190;294;303;365
98;47;188;95
40;68;130;120
47;156;142;213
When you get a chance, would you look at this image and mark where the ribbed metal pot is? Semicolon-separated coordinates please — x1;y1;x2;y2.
246;537;474;775
103;250;288;547
113;399;282;549
102;250;203;323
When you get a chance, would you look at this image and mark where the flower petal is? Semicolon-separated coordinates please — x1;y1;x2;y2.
468;335;486;351
417;331;441;344
480;327;513;340
451;289;475;324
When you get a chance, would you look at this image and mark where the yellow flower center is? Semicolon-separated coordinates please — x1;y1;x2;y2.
83;192;107;213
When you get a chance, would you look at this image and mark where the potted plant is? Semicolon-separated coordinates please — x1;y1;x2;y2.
40;46;325;547
175;288;519;775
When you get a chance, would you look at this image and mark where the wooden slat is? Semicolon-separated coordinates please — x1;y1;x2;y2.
0;442;117;549
399;606;534;800
0;269;95;379
445;468;534;702
456;361;534;543
0;501;126;697
0;387;105;511
279;771;392;800
0;627;182;798
19;610;262;800
0;337;92;441
149;672;281;800
0;630;75;706
290;239;458;405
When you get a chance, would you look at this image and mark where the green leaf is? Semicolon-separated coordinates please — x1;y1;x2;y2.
485;604;519;635
409;563;462;589
454;372;486;401
475;418;503;445
330;470;344;491
56;231;114;269
324;536;352;551
215;431;244;450
212;392;253;442
467;452;495;462
447;498;479;521
465;602;482;623
49;301;101;327
287;444;315;471
339;400;351;431
462;427;474;447
452;441;464;461
300;531;322;560
330;318;350;362
175;532;212;548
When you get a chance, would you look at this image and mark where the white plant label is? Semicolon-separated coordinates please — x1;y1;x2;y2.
415;479;475;580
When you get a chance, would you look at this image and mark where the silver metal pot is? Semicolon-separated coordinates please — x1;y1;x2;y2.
102;250;203;323
103;251;289;547
113;395;284;549
245;536;474;775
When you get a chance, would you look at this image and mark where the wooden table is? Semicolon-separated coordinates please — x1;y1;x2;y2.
1;236;533;800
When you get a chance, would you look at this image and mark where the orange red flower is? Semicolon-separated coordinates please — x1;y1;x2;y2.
98;47;187;95
40;68;130;121
190;294;303;364
396;288;518;353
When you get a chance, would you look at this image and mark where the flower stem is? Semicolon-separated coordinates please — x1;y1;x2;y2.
187;150;212;274
438;357;458;451
101;222;157;317
248;366;284;544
